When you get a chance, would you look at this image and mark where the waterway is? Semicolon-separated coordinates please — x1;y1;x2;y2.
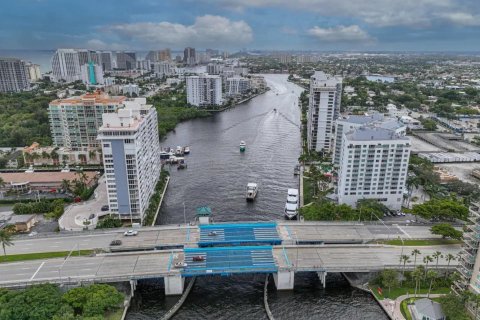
126;74;388;319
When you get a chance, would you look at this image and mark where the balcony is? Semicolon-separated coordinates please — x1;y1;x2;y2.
458;266;473;279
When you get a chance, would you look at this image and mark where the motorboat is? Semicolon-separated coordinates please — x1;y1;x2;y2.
240;141;246;152
184;146;190;154
273;108;277;112
284;188;299;219
293;164;300;175
175;146;183;156
177;159;187;170
246;183;258;201
160;151;171;160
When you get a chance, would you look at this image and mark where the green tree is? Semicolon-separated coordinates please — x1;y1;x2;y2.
438;293;471;320
432;251;443;270
412;266;424;297
411;249;421;268
95;215;122;229
430;223;463;240
381;269;399;297
400;255;411;285
426;270;438;298
412;198;468;221
423;255;433;279
62;284;123;317
445;253;456;278
0;230;13;258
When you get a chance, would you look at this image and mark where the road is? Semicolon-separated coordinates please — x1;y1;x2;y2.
8;222;445;255
0;244;461;288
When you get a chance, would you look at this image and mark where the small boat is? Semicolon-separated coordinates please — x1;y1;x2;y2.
273;108;277;112
184;146;190;154
160;151;171;160
293;164;300;175
177;159;187;169
175;146;183;156
284;188;299;219
240;141;246;152
246;183;258;201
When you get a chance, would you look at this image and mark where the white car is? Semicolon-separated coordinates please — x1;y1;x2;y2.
124;230;138;236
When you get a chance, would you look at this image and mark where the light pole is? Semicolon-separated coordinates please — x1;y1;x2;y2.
183;202;187;225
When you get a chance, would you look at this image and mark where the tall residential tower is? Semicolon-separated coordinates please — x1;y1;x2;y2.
0;58;30;92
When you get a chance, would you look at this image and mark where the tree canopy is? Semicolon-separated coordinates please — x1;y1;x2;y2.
430;223;463;240
411;198;468;221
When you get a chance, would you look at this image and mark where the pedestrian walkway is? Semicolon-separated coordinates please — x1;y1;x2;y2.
379;293;446;320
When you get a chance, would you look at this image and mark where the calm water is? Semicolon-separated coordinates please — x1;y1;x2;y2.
127;74;388;320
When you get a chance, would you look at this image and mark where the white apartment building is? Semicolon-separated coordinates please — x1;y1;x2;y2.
333;113;406;166
337;127;411;210
153;61;175;78
81;63;104;85
307;71;342;153
122;84;140;97
48;91;126;150
0;58;30;92
25;62;41;82
186;74;222;107
97;99;161;222
52;49;82;83
136;59;151;71
207;63;223;75
226;77;250;96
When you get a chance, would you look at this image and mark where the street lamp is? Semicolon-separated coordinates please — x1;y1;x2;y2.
183;202;187;225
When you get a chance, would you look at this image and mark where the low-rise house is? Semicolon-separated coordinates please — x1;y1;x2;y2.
9;214;37;232
411;298;445;320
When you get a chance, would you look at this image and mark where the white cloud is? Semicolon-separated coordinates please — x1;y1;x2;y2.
86;39;127;50
436;12;480;26
209;0;480;28
307;25;374;42
106;15;253;48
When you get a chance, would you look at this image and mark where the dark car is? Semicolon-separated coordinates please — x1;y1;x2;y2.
110;240;122;246
192;256;205;262
101;205;109;211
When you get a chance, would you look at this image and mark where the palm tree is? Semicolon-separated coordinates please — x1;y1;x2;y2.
423;255;433;279
0;230;14;258
445;253;456;278
61;179;71;193
406;175;421;207
0;177;5;189
411;249;421;268
426;270;438;298
41;151;50;160
400;255;411;285
88;149;97;161
432;251;443;270
412;267;423;297
62;154;69;166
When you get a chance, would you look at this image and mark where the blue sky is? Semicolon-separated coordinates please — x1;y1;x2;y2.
1;0;480;51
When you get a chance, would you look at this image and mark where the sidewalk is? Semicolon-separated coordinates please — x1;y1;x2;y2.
379;293;446;320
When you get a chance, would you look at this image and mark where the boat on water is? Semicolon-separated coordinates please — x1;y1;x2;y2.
284;188;299;219
293;164;300;175
175;146;183;156
240;141;246;152
273;108;277;112
177;159;187;169
160;151;171;160
184;146;190;154
246;183;258;201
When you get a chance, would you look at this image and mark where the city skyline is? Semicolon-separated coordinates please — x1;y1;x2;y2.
0;0;479;51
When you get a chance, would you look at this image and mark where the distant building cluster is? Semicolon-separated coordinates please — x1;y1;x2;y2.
0;57;41;93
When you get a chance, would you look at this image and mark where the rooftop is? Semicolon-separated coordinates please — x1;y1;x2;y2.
346;126;409;142
49;91;126;106
338;113;384;125
414;298;445;319
0;171;98;185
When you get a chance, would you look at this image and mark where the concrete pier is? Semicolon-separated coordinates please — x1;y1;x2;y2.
317;271;327;288
164;275;185;296
273;271;295;290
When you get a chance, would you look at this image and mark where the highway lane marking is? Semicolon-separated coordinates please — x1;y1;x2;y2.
30;262;45;281
396;225;412;239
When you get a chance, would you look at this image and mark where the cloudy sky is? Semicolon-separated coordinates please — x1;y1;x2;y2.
1;0;480;51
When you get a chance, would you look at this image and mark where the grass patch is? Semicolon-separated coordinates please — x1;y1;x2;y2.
105;307;124;320
369;284;451;300
378;239;462;246
401;300;413;320
303;177;315;205
0;250;94;263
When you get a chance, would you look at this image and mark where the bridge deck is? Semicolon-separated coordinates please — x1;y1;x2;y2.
182;246;277;276
198;223;281;246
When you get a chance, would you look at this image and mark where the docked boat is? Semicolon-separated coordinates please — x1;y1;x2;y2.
160;151;171;160
177;159;187;169
246;183;258;201
293;164;300;175
284;188;299;219
175;146;183;156
240;141;246;152
184;146;190;154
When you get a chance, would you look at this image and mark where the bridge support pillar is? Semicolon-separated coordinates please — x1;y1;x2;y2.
317;271;327;288
273;271;295;290
130;280;137;297
164;275;184;296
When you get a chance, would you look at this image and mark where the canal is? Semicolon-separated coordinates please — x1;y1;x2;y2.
126;74;388;319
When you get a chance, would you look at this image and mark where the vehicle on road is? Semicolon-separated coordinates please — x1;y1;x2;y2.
101;205;109;211
192;256;205;262
174;261;187;268
124;230;138;236
240;140;246;152
110;240;122;246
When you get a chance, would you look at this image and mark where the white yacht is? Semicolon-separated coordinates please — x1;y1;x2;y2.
284;188;299;219
246;183;258;201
